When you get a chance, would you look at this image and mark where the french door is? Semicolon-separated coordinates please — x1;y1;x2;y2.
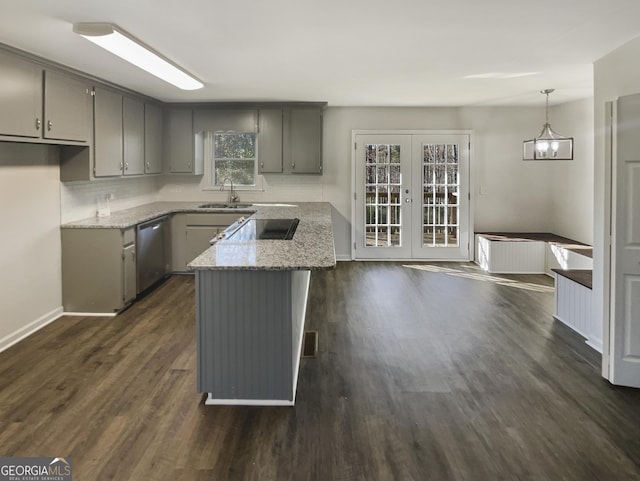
353;132;470;260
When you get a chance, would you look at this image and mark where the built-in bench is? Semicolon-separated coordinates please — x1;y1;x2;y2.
475;232;593;275
475;232;600;353
553;269;601;353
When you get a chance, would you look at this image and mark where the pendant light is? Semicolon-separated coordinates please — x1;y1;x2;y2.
523;89;573;160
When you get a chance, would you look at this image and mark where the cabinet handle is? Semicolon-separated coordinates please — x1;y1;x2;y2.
125;162;129;171
145;161;150;170
292;162;296;169
261;161;264;169
47;120;53;131
35;118;41;131
187;162;191;169
120;161;124;170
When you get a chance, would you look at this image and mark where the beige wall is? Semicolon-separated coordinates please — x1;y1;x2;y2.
0;143;62;351
548;98;594;244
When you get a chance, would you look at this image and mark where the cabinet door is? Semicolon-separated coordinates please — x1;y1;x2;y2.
185;226;219;266
94;88;124;177
165;109;197;173
123;242;137;304
123;97;145;176
283;108;323;174
43;70;91;142
258;109;283;173
0;50;42;138
144;103;163;174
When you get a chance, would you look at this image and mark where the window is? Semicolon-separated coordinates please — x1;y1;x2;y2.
212;132;257;187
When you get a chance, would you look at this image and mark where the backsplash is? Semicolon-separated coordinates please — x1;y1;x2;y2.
61;176;160;223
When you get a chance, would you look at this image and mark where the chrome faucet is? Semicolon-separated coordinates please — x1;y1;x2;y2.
220;178;240;205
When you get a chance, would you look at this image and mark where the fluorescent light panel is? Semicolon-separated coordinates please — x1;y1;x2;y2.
73;23;203;90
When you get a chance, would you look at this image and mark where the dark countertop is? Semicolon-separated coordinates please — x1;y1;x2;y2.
552;269;593;289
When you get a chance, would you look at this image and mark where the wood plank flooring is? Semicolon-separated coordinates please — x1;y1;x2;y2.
1;262;640;480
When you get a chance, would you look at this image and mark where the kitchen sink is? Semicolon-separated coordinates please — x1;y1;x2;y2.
198;203;254;209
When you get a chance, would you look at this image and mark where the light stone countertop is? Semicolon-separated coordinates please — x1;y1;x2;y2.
60;201;257;229
61;201;336;271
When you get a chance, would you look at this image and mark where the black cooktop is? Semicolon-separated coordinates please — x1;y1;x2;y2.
227;218;300;241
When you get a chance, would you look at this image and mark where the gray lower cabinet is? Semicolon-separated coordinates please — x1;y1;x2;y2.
123;241;137;305
93;87;124;177
171;213;241;271
123;96;145;176
144;103;163;174
62;228;136;312
257;107;323;174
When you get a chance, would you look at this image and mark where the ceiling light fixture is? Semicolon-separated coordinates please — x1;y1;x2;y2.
73;23;203;90
523;89;573;160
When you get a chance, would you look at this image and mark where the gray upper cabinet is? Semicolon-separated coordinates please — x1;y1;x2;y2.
43;70;91;142
258;109;284;174
284;108;323;174
257;106;323;175
0;50;91;142
0;50;42;138
164;108;203;175
144;103;163;174
94;87;124;177
123;96;145;176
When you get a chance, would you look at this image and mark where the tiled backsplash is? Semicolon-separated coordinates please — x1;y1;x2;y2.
61;176;159;223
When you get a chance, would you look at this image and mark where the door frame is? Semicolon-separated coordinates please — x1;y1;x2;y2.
351;129;475;261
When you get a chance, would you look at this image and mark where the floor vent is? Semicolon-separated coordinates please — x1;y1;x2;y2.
302;330;318;358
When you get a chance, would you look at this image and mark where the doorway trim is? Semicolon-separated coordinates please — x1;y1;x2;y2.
351;129;475;261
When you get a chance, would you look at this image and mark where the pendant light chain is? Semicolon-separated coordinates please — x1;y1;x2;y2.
541;88;554;126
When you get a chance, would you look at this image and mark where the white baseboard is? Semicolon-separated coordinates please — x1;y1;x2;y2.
204;394;294;406
336;254;351;262
0;307;64;353
63;311;117;317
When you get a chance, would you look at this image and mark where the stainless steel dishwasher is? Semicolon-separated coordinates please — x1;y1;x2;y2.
136;215;170;293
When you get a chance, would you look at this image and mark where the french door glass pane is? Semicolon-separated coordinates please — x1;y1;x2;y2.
364;143;402;247
422;143;459;247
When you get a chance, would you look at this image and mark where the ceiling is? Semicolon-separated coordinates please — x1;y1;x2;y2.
1;0;640;106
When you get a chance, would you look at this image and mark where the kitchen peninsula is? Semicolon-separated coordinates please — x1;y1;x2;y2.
62;202;335;405
188;202;335;406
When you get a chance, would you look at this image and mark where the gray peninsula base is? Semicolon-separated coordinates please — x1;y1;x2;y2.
196;269;311;406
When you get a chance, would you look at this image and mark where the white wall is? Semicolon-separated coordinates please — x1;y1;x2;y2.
593;34;640;376
61;176;159;223
548;98;594;244
158;106;587;259
0;143;62;351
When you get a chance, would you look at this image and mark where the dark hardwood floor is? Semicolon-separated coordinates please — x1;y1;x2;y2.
1;262;640;480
